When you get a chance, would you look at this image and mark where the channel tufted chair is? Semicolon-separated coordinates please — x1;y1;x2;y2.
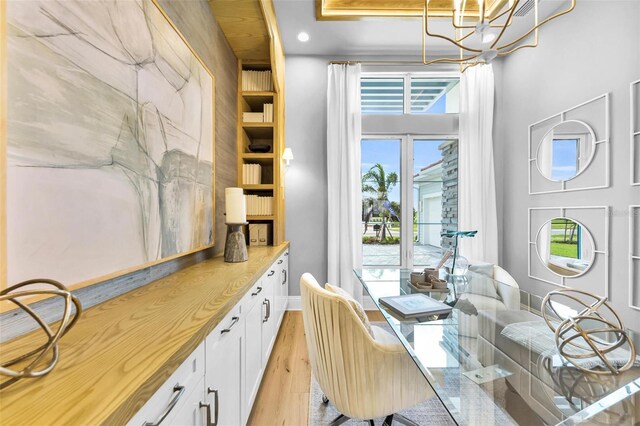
300;273;433;426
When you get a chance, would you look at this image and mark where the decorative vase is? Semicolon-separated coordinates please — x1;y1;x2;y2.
444;254;469;276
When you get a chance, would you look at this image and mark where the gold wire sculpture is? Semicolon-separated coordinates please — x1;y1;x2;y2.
541;288;636;375
0;279;82;389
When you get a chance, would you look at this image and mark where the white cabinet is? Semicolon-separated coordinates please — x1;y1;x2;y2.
204;305;243;426
244;283;265;419
127;343;205;426
275;251;289;326
129;249;288;426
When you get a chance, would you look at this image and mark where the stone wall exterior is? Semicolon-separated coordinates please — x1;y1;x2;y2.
439;141;458;250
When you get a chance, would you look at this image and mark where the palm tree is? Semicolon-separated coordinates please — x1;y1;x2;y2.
362;163;398;239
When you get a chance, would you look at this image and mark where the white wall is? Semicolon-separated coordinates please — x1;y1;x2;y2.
284;56;330;296
495;0;640;325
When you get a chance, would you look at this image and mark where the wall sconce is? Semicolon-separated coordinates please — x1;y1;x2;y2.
282;147;294;166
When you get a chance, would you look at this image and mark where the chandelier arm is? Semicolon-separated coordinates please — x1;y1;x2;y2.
425;28;483;53
451;12;476;29
424;52;482;66
489;0;520;49
498;40;537;56
496;0;575;51
456;28;476;43
489;5;515;23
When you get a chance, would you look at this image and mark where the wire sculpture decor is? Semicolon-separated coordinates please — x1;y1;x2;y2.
0;279;82;389
542;288;636;375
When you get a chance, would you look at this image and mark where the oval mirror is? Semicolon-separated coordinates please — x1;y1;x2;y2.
535;218;594;277
536;120;596;182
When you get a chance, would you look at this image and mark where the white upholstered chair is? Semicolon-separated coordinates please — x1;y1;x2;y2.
458;264;520;337
300;273;433;426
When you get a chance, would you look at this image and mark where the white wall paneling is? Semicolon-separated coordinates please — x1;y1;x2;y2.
528;94;610;195
630;205;640;311
528;206;609;297
631;80;640;186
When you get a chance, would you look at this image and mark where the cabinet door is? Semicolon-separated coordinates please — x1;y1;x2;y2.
244;294;264;418
280;252;289;319
261;269;277;366
204;310;243;426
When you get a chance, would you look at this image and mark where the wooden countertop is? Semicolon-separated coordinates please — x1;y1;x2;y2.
0;243;289;425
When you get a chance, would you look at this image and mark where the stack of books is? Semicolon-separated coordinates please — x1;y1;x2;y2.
246;195;273;216
243;112;264;123
242;70;273;91
263;103;273;122
242;164;262;185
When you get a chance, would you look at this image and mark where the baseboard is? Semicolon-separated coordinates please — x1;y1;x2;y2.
287;295;377;311
287;296;301;310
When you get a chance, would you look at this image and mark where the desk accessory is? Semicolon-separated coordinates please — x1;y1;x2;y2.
0;279;82;389
441;230;477;276
542;288;636;375
379;294;452;320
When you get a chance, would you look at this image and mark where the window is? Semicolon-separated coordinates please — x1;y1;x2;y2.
361;73;459;115
361;78;404;115
361;136;458;268
551;138;579;181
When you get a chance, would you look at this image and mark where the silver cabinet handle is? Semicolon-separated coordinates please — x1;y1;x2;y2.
281;270;287;285
277;259;283;264
199;402;212;426
268;270;275;277
220;316;239;334
251;286;262;296
285;252;289;256
263;299;271;323
143;384;185;426
206;388;218;426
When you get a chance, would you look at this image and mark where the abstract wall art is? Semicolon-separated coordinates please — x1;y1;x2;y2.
5;0;215;288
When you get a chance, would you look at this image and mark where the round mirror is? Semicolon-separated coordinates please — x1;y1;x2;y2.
536;120;596;182
535;218;595;277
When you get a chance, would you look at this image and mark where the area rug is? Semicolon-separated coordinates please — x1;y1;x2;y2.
307;322;455;425
308;376;455;425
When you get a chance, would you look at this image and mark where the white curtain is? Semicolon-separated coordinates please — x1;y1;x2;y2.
458;64;499;264
327;64;362;303
539;129;554;178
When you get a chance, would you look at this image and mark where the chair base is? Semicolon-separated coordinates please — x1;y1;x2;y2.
329;413;419;426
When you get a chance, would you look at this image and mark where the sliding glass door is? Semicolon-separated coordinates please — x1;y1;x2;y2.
362;136;457;269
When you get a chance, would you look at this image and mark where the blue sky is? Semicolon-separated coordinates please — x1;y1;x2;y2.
552;139;578;180
361;139;444;203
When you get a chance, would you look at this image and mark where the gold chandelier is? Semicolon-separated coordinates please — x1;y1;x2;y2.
423;0;576;71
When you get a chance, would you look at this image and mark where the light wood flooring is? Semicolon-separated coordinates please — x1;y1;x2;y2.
247;310;385;426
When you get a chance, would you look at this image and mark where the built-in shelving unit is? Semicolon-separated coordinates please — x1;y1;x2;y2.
237;60;285;245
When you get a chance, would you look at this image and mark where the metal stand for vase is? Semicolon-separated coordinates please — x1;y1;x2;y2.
224;223;248;263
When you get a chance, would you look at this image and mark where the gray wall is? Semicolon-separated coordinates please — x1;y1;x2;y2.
284;56;330;296
495;0;640;325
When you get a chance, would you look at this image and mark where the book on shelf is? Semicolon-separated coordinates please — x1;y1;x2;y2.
246;195;273;216
378;294;452;320
263;103;273;123
242;163;262;185
243;112;264;123
242;70;273;92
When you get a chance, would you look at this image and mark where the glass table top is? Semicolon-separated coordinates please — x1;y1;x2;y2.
355;268;640;426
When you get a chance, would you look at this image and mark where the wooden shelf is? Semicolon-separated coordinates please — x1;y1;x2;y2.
243;184;274;190
247;215;275;220
242;122;273;128
243;153;274;159
242;91;275;97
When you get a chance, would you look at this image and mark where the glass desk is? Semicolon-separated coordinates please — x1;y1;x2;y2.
355;268;640;425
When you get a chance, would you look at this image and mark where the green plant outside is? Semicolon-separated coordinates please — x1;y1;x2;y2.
550;234;578;258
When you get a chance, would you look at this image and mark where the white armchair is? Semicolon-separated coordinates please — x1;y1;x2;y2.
300;273;433;426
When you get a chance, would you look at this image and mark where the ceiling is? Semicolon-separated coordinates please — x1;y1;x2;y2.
273;0;574;58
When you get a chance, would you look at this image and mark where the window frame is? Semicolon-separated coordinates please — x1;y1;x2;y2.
361;71;460;116
361;133;458;269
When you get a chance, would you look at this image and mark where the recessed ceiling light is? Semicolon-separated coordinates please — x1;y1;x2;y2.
297;32;310;42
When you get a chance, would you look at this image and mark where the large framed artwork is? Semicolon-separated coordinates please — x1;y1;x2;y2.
3;0;215;291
